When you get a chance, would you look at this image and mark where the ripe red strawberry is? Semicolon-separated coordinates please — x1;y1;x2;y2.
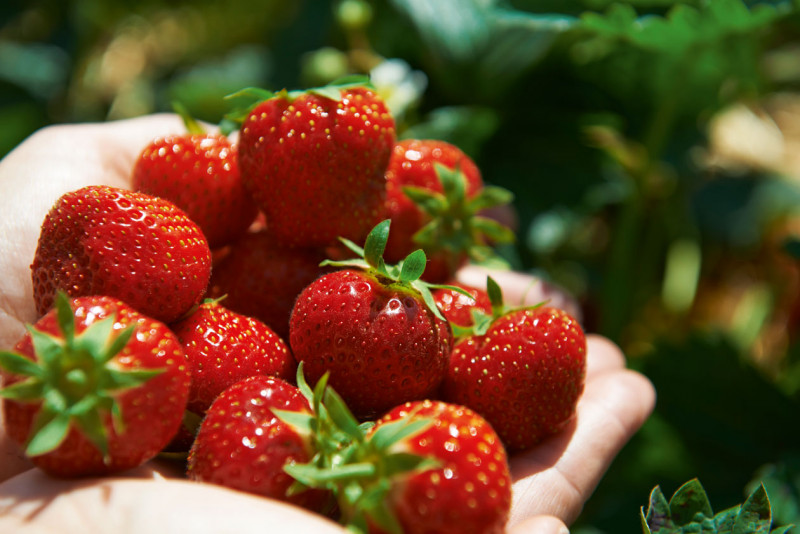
440;278;587;452
171;299;296;415
186;374;328;511
236;79;395;248
206;229;330;340
432;281;492;329
132;126;258;249
289;220;454;420
0;293;190;477
319;399;512;534
383;139;515;282
31;185;212;324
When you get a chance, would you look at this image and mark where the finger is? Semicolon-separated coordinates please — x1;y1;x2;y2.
507;515;569;534
584;334;627;378
508;368;655;526
0;466;346;534
455;265;582;321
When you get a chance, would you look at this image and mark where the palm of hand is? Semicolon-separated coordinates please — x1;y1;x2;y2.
0;116;656;534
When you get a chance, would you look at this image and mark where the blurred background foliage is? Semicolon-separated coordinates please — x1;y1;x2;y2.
2;0;800;530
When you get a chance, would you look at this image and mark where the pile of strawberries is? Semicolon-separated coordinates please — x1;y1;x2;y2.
0;78;587;534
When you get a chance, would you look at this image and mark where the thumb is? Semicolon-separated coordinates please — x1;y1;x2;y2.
507;515;570;534
0;465;345;534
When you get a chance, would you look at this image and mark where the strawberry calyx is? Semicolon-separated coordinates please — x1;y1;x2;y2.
0;292;163;461
403;162;516;269
171;100;206;135
453;276;546;338
221;75;374;133
275;365;438;534
321;219;473;322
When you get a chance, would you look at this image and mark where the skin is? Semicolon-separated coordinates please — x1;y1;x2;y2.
0;115;656;533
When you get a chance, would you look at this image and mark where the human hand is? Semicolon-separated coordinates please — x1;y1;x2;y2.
0;116;656;533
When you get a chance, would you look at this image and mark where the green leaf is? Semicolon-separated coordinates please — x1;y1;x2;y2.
72;400;110;460
363;220;391;269
644;485;674;531
410;281;447;322
172;100;205;135
369;416;431;452
26;410;71;457
402;186;448;216
27;326;64;368
54;291;76;343
74;315;117;364
272;408;315;435
435;163;465;207
322;387;364;441
486;276;504;314
398;249;426;283
0;351;44;378
670;478;714;525
383;451;440;477
0;377;46;401
285;462;375;486
104;325;135;363
471;216;516;244
734;484;772;534
104;367;163;391
467;185;514;212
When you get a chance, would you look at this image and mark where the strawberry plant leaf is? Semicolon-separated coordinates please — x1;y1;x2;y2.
72;401;110;460
467;185;515;212
398;249;426;283
734;484;772;534
0;351;44;378
382;451;439;477
26;409;70;457
74;315;117;364
402;186;448;216
369;416;431;452
104;368;164;390
363;219;391;269
0;377;46;401
104;324;135;362
669;478;713;525
436;163;466;206
471;216;516;244
27;326;63;368
322;387;364;441
643;485;674;531
172;100;205;135
271;408;315;435
54;291;76;343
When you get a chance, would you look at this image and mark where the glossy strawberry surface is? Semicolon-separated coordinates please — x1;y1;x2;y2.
186;375;328;510
440;306;587;452
432;282;492;328
372;400;512;534
31;185;211;323
132;133;257;248
2;295;190;477
289;269;452;419
238;86;395;248
171;300;296;414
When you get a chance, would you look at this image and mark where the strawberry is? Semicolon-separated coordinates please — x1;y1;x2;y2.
432;281;492;329
31;185;212;324
383;139;515;282
234;78;395;248
289;220;456;420
287;398;512;534
440;277;587;452
206;229;329;340
186;374;329;511
0;292;190;477
170;299;296;415
131;109;258;249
